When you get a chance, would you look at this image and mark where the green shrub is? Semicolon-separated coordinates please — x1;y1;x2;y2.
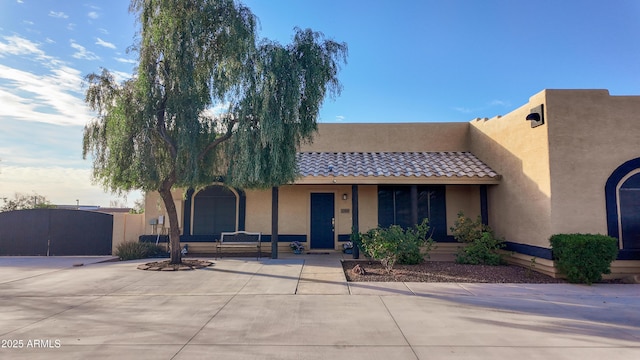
359;219;433;273
450;211;489;243
451;212;505;265
456;232;505;265
115;241;166;261
550;234;618;284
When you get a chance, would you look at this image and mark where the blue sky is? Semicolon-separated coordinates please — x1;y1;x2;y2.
1;0;639;207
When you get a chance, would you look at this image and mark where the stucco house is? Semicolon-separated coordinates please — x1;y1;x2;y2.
143;89;640;278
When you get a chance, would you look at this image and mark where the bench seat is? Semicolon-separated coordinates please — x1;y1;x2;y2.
216;231;262;259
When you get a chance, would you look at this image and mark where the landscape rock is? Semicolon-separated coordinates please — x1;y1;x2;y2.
351;264;366;275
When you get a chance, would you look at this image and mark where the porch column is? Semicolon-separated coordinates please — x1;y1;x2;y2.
351;184;359;259
271;186;279;259
480;185;488;226
236;189;246;231
183;188;194;236
410;185;418;225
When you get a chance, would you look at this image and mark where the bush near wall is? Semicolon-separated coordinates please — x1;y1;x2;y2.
359;219;433;273
550;234;619;284
450;212;505;266
115;241;167;261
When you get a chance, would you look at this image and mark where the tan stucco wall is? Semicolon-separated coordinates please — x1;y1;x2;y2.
300;122;469;152
469;89;640;249
357;185;378;232
144;189;184;235
111;213;145;253
142;122;481;247
445;185;481;235
245;185;357;249
546;90;640;236
244;188;271;233
469;90;552;248
245;184;482;246
146;182;484;248
139;89;640;270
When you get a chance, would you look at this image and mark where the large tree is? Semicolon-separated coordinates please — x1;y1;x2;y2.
83;0;347;264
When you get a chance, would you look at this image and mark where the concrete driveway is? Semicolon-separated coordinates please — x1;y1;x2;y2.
0;255;639;359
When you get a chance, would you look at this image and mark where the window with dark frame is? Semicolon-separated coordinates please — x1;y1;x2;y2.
192;185;237;237
377;185;447;240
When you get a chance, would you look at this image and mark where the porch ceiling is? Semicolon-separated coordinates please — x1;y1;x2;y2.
295;152;501;185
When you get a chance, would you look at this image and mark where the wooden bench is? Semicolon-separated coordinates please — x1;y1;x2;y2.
216;231;262;259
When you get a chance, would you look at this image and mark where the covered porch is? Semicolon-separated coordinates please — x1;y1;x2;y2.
152;151;501;258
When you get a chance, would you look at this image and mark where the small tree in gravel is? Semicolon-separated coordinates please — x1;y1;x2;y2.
359;219;433;273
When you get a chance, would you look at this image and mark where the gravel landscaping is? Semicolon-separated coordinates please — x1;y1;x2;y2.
342;260;567;283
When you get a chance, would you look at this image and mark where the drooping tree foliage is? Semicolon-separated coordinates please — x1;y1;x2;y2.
82;0;347;263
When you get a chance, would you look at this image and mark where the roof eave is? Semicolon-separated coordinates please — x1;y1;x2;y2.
293;175;502;185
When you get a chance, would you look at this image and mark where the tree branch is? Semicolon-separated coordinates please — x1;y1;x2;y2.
156;95;177;159
198;118;237;162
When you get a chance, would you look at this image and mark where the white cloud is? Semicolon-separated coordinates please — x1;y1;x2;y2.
0;64;92;126
0;35;92;127
88;11;99;20
0;33;141;208
49;11;69;19
70;41;100;60
335;115;345;122
50;66;84;91
0;35;46;58
454;100;512;115
453;107;473;114
115;57;136;64
488;99;511;107
95;38;116;49
67;23;76;31
98;28;109;35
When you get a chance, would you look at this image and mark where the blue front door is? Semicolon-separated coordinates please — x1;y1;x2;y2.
310;193;335;249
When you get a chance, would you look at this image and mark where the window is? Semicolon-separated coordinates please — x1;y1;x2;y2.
606;158;640;256
378;185;447;240
619;172;640;250
192;185;237;237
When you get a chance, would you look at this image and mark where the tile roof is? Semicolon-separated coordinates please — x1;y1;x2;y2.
297;152;500;179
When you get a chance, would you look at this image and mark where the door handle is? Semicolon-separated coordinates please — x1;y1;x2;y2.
331;217;335;232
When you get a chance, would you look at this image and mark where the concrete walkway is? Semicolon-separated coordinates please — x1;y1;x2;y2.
0;254;639;359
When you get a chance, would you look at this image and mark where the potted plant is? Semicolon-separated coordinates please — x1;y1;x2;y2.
289;241;304;254
342;241;354;254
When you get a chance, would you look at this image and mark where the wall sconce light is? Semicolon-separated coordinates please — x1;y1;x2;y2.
526;104;544;128
342;193;348;200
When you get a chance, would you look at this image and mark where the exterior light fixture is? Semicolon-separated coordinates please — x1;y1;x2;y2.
526;104;544;128
342;193;348;200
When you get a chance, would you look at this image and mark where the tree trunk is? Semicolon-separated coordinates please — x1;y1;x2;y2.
158;174;182;264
